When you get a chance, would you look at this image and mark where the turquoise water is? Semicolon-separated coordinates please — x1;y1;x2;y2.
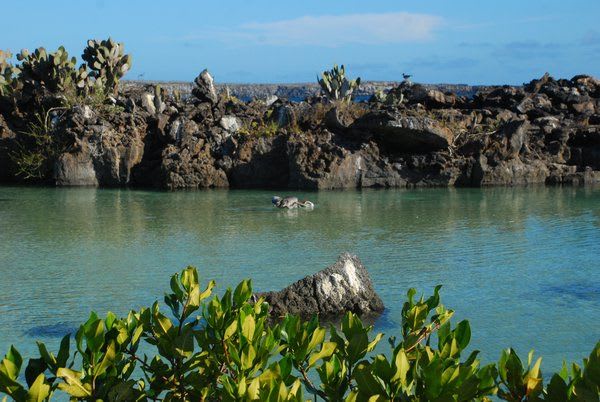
0;185;599;374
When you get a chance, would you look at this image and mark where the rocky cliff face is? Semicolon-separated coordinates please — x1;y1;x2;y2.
52;105;148;186
1;73;599;189
0;114;17;182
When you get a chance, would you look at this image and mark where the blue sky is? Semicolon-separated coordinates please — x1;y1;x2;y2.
3;0;600;84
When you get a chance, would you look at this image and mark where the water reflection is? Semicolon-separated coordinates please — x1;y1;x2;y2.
3;186;598;245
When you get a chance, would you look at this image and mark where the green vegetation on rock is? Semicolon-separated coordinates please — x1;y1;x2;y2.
240;120;280;138
0;38;131;106
0;39;132;182
0;267;598;401
9;108;69;179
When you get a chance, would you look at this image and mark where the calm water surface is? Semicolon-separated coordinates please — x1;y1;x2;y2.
0;186;599;373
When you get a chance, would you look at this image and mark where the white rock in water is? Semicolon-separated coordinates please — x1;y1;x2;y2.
259;253;384;318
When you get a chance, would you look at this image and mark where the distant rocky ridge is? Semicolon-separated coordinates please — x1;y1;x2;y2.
123;80;498;101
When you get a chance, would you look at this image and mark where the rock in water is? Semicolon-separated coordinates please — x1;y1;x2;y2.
260;253;384;319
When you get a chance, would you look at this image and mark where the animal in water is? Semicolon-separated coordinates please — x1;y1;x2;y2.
272;196;314;209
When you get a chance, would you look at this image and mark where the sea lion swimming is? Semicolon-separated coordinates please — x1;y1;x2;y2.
272;196;314;209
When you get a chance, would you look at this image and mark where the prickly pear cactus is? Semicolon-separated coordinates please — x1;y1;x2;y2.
153;84;166;114
372;87;405;105
16;46;77;93
82;37;132;95
317;64;361;103
74;63;95;96
0;50;20;96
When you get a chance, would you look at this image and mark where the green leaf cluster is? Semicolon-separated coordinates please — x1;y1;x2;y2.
1;267;599;401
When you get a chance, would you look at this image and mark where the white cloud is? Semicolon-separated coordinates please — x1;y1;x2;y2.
178;12;443;47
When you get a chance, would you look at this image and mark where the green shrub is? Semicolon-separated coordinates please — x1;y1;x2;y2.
239;120;279;138
9;108;70;180
0;266;598;401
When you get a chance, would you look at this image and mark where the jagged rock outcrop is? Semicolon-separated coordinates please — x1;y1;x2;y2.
352;111;453;153
192;69;218;104
0;114;17;182
260;253;384;318
228;135;289;188
403;83;457;108
286;131;364;189
54;142;99;186
160;144;229;189
467;119;550;186
2;73;599;189
52;106;147;186
152;115;230;189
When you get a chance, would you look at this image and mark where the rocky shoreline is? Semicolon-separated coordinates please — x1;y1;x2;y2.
1;71;599;189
